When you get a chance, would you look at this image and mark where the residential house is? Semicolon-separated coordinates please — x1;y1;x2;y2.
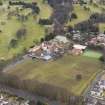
28;36;70;60
90;87;103;97
54;35;69;44
72;44;87;55
99;80;105;90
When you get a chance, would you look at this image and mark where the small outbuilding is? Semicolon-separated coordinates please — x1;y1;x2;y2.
72;44;87;55
73;44;87;50
54;35;69;43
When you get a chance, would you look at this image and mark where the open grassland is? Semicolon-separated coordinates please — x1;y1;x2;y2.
67;4;105;27
0;12;45;59
13;0;52;19
67;4;90;27
0;0;52;60
6;55;102;95
99;23;105;33
37;0;52;19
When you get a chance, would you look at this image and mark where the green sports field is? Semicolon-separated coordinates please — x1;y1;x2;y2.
83;50;102;59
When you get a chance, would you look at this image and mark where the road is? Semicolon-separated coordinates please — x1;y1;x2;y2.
84;70;105;105
84;71;105;98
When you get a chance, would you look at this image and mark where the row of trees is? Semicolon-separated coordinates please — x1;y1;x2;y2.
73;13;105;33
75;20;99;33
39;19;53;25
65;13;105;43
47;0;73;34
40;33;56;42
0;72;85;105
90;13;105;23
9;1;40;14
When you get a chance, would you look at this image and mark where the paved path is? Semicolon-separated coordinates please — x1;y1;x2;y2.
3;55;30;73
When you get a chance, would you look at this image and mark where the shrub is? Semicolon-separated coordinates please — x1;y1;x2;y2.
0;1;3;5
71;13;78;19
76;74;82;80
99;56;105;62
39;19;53;25
16;28;27;39
9;39;18;48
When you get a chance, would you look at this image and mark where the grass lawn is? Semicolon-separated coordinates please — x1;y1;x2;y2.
83;50;102;59
37;1;52;19
17;0;52;19
67;4;104;27
99;23;105;33
0;0;52;60
0;15;45;59
67;4;90;27
6;55;102;95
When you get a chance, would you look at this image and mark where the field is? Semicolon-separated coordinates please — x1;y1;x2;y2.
67;4;105;27
99;23;105;33
6;55;102;95
83;50;102;59
67;4;90;27
1;1;105;60
0;0;52;60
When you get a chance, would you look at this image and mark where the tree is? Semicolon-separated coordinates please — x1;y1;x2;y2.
9;39;18;48
37;101;47;105
75;20;99;33
40;38;44;43
100;46;105;63
79;0;86;6
71;13;78;19
0;60;6;70
48;0;73;34
33;39;39;44
99;56;105;62
93;3;98;7
76;74;82;80
68;25;73;33
18;15;28;22
90;0;93;4
84;6;90;11
42;0;48;4
22;47;27;54
32;6;40;14
44;33;55;41
66;33;73;40
16;28;27;39
0;0;2;5
39;19;53;25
